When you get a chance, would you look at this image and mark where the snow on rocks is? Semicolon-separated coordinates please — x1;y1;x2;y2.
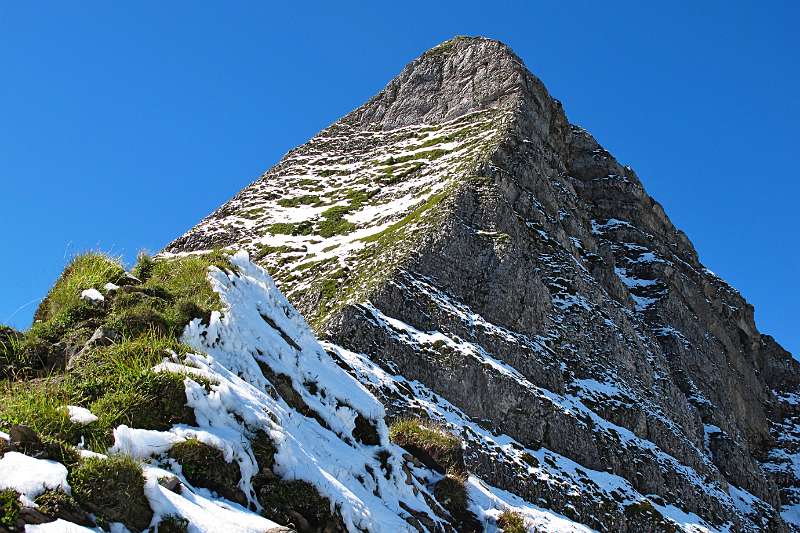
142;464;282;533
64;405;98;425
326;341;736;532
3;251;445;531
79;288;104;303
468;477;595;532
0;452;70;504
172;250;442;531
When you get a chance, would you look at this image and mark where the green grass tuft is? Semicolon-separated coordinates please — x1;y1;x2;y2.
34;253;125;324
0;489;20;530
389;417;464;475
381;148;448;166
131;252;155;283
34;490;88;524
0;252;227;451
69;454;153;531
497;509;527;533
433;473;480;530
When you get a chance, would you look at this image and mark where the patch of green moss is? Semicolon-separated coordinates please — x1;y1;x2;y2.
0;489;20;530
378;161;425;185
266;221;314;236
69;455;153;531
307;185;454;329
168;439;245;504
253;244;304;262
382;148;448;166
34;489;91;526
316;268;349;315
341;188;377;208
277;194;322;208
242;207;267;219
296;257;336;272
318;205;356;238
361;190;449;245
254;476;342;531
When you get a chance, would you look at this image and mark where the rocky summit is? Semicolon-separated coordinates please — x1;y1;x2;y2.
2;36;797;533
165;36;800;532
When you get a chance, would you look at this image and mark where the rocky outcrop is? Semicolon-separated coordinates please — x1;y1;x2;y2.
166;36;797;532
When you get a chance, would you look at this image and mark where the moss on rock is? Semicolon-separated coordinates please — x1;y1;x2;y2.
254;477;342;533
34;490;93;527
68;455;153;531
168;439;246;505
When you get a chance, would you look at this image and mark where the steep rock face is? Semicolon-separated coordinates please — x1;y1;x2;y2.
166;36;798;532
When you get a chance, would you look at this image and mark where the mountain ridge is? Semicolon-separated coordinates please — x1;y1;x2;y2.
165;35;800;531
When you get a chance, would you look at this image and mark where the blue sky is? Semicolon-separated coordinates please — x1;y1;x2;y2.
1;2;797;356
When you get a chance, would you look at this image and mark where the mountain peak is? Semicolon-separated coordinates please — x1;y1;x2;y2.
163;39;799;532
344;36;553;130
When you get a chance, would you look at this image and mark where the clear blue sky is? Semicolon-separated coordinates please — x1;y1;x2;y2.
1;2;797;356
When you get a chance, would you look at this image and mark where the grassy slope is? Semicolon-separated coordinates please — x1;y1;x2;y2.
0;251;229;451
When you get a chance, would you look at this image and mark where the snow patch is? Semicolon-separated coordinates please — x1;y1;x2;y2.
65;405;98;425
0;452;70;504
80;288;104;303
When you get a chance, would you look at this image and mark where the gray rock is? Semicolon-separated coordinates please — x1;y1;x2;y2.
66;325;120;370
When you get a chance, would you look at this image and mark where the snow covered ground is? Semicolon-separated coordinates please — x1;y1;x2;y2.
1;251;610;532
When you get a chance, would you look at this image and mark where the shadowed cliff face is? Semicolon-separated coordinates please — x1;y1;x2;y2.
166;36;799;532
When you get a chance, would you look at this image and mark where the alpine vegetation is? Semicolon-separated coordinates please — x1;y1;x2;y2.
3;36;799;532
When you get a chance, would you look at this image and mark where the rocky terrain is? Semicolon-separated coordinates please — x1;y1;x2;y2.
166;37;800;531
2;36;797;532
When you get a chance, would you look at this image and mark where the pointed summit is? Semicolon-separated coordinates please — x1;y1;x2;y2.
344;36;546;129
166;38;797;532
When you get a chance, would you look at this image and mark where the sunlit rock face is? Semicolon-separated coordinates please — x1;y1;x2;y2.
167;36;799;532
